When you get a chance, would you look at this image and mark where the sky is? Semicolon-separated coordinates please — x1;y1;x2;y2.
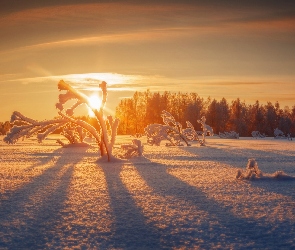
0;0;295;120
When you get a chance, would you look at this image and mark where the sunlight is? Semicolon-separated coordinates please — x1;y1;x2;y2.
88;94;101;110
46;72;144;92
87;94;101;117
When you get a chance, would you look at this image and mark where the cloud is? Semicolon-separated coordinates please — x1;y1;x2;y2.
5;72;294;89
202;81;271;86
0;89;55;96
1;1;294;56
2;1;295;36
0;30;187;55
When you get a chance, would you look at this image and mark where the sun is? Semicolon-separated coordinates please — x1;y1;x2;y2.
88;94;101;110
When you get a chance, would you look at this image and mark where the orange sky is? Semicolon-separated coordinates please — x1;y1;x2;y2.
0;1;295;120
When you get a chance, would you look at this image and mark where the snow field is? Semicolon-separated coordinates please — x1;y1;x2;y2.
0;135;294;249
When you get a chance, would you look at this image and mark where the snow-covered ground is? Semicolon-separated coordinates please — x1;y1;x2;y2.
0;135;294;249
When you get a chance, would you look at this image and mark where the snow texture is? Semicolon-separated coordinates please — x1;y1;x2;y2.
0;135;295;249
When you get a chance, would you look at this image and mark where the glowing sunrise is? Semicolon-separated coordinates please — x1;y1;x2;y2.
0;0;294;120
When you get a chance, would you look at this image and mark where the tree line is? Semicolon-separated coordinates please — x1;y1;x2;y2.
1;91;294;137
115;90;295;137
0;121;12;135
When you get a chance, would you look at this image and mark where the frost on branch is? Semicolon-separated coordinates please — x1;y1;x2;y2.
4;80;120;161
182;121;199;141
144;124;171;146
144;110;193;146
197;116;214;145
3;111;99;147
56;80;119;161
4;111;67;144
57;112;101;144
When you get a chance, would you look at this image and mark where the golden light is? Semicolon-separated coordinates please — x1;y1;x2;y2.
87;94;101;117
88;94;101;110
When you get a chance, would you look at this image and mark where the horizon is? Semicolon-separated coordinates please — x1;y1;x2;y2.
1;1;295;120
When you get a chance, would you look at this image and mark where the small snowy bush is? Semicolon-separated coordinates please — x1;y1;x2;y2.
144;110;193;146
236;158;262;179
145;111;211;146
119;139;144;158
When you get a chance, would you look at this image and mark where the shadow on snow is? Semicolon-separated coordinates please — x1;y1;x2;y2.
129;157;295;249
0;148;85;249
179;145;295;198
99;161;162;249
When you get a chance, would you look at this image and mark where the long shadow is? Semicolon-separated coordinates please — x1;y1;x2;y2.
0;147;77;201
182;144;295;169
154;144;295;178
0;147;87;249
26;147;98;171
99;161;162;249
130;157;295;249
23;148;65;171
0;147;63;203
179;145;295;197
150;141;294;167
182;142;295;174
244;175;295;199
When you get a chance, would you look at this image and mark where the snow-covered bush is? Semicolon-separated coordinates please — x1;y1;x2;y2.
145;124;175;146
144;111;212;146
144;110;192;146
219;131;239;139
182;121;200;141
251;131;265;139
56;80;120;161
55;123;90;147
236;158;293;180
119;139;143;158
274;128;285;139
236;158;262;179
4;111;69;144
197;116;214;144
4;80;120;161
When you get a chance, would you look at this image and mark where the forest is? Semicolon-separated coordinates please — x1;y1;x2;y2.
115;90;295;137
1;90;294;137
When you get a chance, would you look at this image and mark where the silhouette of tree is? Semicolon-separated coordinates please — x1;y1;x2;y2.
115;90;294;136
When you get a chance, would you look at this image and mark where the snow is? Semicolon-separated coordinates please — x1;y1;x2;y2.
0;135;295;249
